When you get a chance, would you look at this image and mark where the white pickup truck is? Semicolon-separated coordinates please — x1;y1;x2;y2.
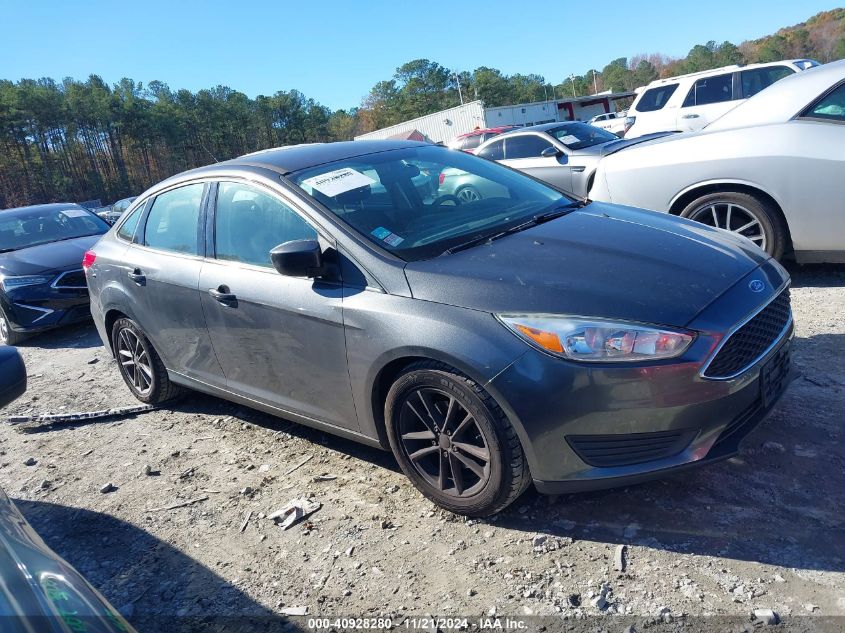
588;111;627;136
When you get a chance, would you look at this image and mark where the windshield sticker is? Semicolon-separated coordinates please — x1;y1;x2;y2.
371;226;404;247
61;208;90;218
559;134;580;145
301;168;376;197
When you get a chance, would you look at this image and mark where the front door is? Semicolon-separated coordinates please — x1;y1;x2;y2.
122;181;224;385
199;180;358;430
500;134;573;192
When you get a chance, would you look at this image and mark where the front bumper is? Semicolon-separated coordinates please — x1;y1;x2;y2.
487;260;795;493
1;280;91;334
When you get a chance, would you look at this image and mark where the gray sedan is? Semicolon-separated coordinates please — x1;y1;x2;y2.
590;59;845;263
85;140;794;516
474;122;668;197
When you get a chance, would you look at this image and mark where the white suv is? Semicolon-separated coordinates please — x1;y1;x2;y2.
623;59;819;138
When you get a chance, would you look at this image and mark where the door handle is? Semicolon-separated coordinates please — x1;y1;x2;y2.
681;113;700;119
208;286;237;307
571;166;586;173
127;269;146;285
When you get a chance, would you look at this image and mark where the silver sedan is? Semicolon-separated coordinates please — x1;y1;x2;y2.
472;122;667;197
589;60;845;263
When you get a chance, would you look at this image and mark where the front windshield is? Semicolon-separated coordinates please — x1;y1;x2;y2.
0;206;109;252
291;145;573;261
547;122;618;150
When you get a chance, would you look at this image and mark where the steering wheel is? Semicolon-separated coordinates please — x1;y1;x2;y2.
431;194;462;208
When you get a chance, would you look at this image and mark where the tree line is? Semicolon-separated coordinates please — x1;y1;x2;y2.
1;8;842;209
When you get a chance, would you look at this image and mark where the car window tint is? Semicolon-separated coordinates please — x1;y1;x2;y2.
741;66;793;98
215;182;317;268
504;135;554;159
116;204;143;241
803;83;845;122
683;73;733;107
143;183;204;255
477;139;504;160
635;84;678;112
463;135;482;150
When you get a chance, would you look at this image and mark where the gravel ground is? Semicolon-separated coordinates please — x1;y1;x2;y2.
0;264;843;632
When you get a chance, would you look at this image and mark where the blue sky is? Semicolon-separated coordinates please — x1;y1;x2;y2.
1;0;840;110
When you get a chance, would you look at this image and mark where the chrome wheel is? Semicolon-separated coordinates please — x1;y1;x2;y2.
116;327;153;396
688;202;767;251
0;315;8;344
398;387;490;497
456;187;481;203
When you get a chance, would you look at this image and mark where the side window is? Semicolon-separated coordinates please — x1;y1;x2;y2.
634;84;679;112
215;181;318;268
741;66;793;99
683;73;733;107
143;183;204;255
462;134;482;150
116;203;144;241
801;83;845;122
477;139;505;161
504;135;554;159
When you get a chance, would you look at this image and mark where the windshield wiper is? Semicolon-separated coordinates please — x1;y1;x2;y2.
440;201;585;256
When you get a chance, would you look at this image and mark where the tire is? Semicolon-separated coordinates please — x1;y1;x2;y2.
455;185;482;204
0;309;26;346
679;191;788;260
111;317;184;404
385;360;530;517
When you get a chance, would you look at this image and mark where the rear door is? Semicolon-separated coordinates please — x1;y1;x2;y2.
499;133;573;192
677;72;736;132
121;181;225;385
199;180;358;429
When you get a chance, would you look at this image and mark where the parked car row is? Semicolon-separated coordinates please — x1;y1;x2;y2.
4;60;835;518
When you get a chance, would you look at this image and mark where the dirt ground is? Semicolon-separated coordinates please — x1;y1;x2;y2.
1;263;843;633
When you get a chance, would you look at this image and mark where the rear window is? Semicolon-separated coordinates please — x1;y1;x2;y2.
143;183;204;255
682;73;733;107
741;66;794;99
802;82;845;122
477;139;504;161
634;84;679;112
462;134;482;150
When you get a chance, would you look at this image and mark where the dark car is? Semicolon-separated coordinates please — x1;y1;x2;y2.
447;126;515;153
0;347;137;633
0;203;110;344
85;140;794;516
97;196;138;225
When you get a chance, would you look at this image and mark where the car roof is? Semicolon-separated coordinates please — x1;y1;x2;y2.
707;59;845;131
223;140;427;175
1;202;85;214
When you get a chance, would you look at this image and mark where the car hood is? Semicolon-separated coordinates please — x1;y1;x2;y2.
0;235;101;277
0;488;135;632
571;132;674;157
404;202;769;327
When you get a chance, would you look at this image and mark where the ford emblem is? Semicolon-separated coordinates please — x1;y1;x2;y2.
749;279;765;293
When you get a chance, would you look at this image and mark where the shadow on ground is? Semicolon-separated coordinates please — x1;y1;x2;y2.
15;499;302;633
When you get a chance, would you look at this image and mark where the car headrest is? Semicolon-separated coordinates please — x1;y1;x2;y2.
335;185;371;206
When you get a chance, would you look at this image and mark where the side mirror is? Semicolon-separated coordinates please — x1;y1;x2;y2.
540;146;561;158
0;346;26;408
270;239;325;278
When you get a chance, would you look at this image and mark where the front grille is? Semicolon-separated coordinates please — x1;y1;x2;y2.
703;289;791;379
51;269;87;289
566;429;696;468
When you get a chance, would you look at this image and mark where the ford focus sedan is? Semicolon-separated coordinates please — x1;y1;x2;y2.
85;140;794;516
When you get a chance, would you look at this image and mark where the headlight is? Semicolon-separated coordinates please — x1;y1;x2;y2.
498;315;694;362
0;274;54;291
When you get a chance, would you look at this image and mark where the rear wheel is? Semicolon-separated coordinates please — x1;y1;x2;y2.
680;191;788;259
385;361;530;516
112;318;183;403
455;185;482;204
0;309;26;346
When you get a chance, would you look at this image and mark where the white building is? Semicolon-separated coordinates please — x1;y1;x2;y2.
355;92;635;143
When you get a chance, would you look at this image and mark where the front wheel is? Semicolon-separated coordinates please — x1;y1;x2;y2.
0;309;26;346
679;191;788;259
112;317;183;403
385;361;530;517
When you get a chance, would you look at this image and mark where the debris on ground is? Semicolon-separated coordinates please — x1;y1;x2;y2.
148;496;208;512
614;544;628;572
269;498;321;530
100;482;117;494
23;457;37;466
282;454;313;476
753;608;780;625
8;404;159;426
279;606;307;616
